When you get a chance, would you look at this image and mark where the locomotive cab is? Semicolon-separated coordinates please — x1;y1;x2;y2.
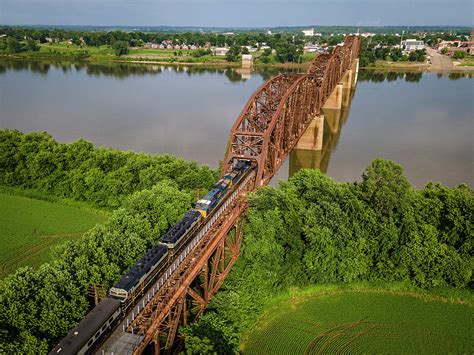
196;199;211;218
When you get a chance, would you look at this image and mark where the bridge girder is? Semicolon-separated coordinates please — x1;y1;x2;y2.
225;35;361;186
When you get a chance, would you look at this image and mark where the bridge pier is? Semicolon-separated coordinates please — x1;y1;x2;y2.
289;59;359;176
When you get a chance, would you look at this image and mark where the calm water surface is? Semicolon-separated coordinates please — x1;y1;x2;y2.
1;61;472;187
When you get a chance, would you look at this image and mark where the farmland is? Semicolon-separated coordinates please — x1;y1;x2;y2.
0;192;107;277
242;285;474;354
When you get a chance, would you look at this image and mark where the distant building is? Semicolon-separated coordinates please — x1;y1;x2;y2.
144;42;160;49
213;47;229;56
302;28;314;37
438;37;472;56
401;39;425;52
242;54;253;68
304;43;321;53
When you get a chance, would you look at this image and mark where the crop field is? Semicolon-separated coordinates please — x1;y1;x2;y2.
0;193;107;277
242;287;474;354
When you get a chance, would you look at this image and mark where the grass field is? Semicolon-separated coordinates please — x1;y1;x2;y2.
242;285;474;354
0;193;107;278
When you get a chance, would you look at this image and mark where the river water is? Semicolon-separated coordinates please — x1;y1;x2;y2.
1;60;472;187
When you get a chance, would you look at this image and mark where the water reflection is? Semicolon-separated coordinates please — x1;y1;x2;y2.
358;70;473;83
289;87;356;178
0;59;301;82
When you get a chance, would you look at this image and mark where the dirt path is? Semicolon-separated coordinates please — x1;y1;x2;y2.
426;47;454;70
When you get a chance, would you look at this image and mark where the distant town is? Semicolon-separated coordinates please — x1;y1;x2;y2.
1;25;473;69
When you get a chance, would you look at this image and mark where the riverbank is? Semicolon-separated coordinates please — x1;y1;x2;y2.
0;52;310;69
3;52;473;73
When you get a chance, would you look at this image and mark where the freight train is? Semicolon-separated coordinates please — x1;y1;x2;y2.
50;160;252;355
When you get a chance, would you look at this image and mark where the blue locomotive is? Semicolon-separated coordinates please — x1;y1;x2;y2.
50;160;252;355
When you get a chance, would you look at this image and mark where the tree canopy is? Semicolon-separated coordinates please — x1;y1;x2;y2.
0;130;217;208
184;160;473;353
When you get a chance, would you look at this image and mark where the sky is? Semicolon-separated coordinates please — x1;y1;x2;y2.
0;0;473;27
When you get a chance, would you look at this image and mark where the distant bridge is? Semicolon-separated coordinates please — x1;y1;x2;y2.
94;35;361;354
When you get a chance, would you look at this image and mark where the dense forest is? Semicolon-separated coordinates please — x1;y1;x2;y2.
0;131;472;353
0;130;217;208
183;161;473;353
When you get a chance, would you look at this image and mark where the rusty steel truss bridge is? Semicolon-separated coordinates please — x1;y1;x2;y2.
96;35;361;355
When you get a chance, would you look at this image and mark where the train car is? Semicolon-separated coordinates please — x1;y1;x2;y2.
196;160;252;218
109;244;168;303
49;298;121;355
161;210;201;249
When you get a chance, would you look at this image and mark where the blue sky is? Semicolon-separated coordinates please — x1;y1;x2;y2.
1;0;472;27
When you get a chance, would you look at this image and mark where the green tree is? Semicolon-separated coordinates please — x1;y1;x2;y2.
259;48;272;63
408;51;419;61
26;39;39;52
275;42;302;63
112;40;129;56
6;37;21;53
453;50;467;59
225;45;240;62
356;159;411;221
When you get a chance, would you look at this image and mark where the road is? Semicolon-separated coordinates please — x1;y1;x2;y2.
426;47;454;70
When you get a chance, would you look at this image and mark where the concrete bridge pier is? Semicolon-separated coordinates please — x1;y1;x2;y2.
289;59;359;177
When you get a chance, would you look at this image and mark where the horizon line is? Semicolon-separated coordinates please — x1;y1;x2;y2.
1;24;472;29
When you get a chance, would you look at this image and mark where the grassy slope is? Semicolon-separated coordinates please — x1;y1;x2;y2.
242;285;474;354
0;192;107;277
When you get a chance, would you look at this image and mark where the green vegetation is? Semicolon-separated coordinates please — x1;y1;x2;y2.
453;50;468;60
242;285;473;354
0;130;217;208
226;45;241;62
359;38;426;67
0;128;220;353
183;160;472;353
0;181;195;353
1;127;471;354
112;40;129;56
0;193;106;278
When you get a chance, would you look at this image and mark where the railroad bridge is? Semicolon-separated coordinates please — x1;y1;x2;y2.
95;35;361;354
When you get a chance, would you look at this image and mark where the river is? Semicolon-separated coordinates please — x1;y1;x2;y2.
0;60;472;187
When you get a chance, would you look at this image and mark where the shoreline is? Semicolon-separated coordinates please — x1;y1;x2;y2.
1;54;473;73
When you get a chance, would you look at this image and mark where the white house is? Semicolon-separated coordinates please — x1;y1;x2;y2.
213;47;229;56
401;39;425;52
302;28;315;37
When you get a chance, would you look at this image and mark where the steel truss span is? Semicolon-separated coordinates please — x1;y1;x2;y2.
84;35;360;355
225;35;360;186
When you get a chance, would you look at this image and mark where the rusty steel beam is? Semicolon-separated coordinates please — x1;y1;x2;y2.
224;35;361;186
